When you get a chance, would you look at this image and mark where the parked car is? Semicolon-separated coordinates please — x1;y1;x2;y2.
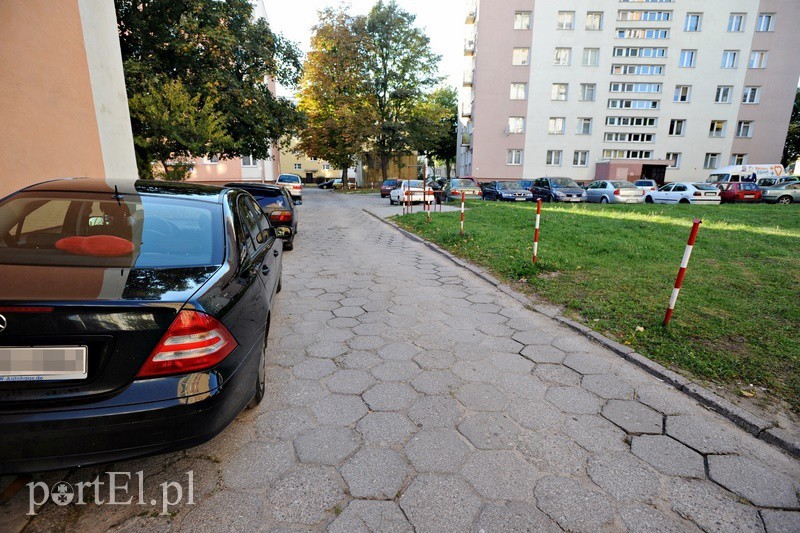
445;178;482;201
0;178;287;473
389;180;435;205
756;176;799;188
331;178;356;190
530;177;587;203
380;179;399;198
276;173;303;202
481;181;534;202
761;182;800;204
645;182;721;204
633;179;658;193
717;182;762;204
585;180;644;204
319;179;336;189
226;182;297;250
706;164;785;184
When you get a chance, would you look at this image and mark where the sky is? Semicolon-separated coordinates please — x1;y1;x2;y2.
265;0;465;97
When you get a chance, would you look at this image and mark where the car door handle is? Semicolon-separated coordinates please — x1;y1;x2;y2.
273;250;279;257
261;265;270;275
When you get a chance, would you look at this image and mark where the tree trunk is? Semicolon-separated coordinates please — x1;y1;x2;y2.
341;167;349;189
445;160;452;179
380;154;389;181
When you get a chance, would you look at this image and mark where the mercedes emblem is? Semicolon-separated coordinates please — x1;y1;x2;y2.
0;314;6;333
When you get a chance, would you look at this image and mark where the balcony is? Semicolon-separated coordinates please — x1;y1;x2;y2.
461;133;472;146
465;8;476;24
464;38;475;56
463;72;473;87
461;104;472;118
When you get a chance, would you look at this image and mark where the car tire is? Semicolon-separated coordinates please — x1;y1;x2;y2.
601;197;609;204
645;196;654;204
679;198;690;204
248;317;269;409
777;195;793;205
283;240;293;251
389;198;395;205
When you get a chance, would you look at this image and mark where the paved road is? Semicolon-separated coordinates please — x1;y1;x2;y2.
4;188;799;532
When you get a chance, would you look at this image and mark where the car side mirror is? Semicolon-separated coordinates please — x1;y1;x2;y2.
275;226;291;240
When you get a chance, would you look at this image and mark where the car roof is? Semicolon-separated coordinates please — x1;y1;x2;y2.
17;178;228;202
225;182;283;192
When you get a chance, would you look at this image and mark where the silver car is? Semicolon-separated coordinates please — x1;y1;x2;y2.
585;180;645;204
761;182;800;204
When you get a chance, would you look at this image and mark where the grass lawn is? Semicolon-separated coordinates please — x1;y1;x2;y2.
395;201;800;412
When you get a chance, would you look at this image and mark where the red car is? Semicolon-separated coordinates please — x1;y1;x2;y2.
718;182;762;203
380;179;399;198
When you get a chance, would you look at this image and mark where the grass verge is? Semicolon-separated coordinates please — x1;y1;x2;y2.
395;201;800;413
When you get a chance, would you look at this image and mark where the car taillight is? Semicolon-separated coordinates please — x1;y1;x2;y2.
693;191;702;196
269;210;293;224
613;189;620;196
293;185;302;189
136;310;237;378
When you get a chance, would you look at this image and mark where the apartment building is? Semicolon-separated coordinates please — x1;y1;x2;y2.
458;0;800;184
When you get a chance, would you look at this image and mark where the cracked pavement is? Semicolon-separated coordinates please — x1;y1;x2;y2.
3;188;800;532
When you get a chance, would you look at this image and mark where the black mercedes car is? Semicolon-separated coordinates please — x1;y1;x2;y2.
226;182;297;250
0;178;286;473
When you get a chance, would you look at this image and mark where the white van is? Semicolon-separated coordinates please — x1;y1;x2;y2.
706;164;785;184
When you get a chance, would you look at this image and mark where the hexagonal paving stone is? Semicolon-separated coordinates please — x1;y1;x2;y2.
545;386;602;415
670;479;765;532
451;360;502;383
399;474;482;533
508;398;564;432
179;491;263;532
371;360;421;382
759;510;800;533
410;370;462;395
582;374;635;400
635;384;698;416
408;395;463;429
457;412;519;450
708;455;799;509
405;429;471;473
512;330;557;346
666;414;742;454
341;448;409;499
378;342;420;361
294;427;359;466
551;335;600;353
292;357;337;380
462;450;539;500
630;435;705;479
347;335;387;351
520;345;566;364
497;374;548;399
413;350;456;370
256;407;315;440
267;467;345;526
601;400;663;435
312;394;368;426
357;412;415;446
307;341;349;359
535;364;582;386
563;352;614;375
455;383;507;411
333;306;365;318
339;350;382;370
362;382;418;411
473;501;561;533
518;432;588;476
587;452;661;503
564;415;628;453
535;476;617;532
328;500;413;533
222;440;295;490
327;317;360;328
275;379;328;407
618;504;698;533
326;369;376;395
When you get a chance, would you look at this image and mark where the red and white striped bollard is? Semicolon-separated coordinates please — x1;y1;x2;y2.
460;191;466;236
663;219;702;326
532;199;542;263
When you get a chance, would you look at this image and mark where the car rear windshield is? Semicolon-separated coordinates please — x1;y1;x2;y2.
551;178;580;188
278;175;301;183
0;192;223;268
611;181;636;188
383;180;398;186
253;194;289;209
693;184;719;191
634;180;653;186
451;179;477;188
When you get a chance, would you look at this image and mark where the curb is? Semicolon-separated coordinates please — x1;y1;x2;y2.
364;208;800;459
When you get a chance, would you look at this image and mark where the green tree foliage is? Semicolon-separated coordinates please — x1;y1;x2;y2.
363;1;441;180
297;8;375;180
116;0;304;179
408;86;458;178
783;88;800;168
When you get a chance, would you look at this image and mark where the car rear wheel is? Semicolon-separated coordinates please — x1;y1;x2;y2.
283;240;293;251
777;195;793;205
601;197;609;204
679;198;690;204
248;316;270;409
645;196;654;204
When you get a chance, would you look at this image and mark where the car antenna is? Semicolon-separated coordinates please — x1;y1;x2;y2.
112;185;124;206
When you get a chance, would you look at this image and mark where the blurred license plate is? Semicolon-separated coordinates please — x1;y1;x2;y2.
705;192;717;196
0;346;87;381
515;198;526;201
744;194;754;198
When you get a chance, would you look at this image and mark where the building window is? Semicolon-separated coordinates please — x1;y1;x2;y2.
742;86;761;104
507;149;523;166
709;120;726;138
557;11;575;30
586;12;603;30
610;82;661;94
508;117;525;134
728;13;745;32
736;121;754;138
546;150;563;166
606;116;657;127
612;64;664;76
756;13;775;32
679;50;696;68
573;151;589;167
510;83;527;100
293;163;302;170
580;83;596;101
749;51;768;69
603;150;653;160
669;119;686;136
577;118;593;135
617;28;669;39
608;99;660;110
618;10;671;22
684;13;702;32
241;155;256;167
514;11;532;30
551;83;568;101
512;48;530;65
704;153;720;169
730;154;748;165
582;48;600;67
721;50;739;69
715;86;732;104
674;85;691;103
322;163;331;170
666;152;681;169
548;117;566;135
554;48;572;66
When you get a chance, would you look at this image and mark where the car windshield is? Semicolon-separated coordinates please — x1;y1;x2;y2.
0;192;223;268
451;179;477;188
551;178;580;188
708;174;728;183
611;181;636;188
693;184;718;191
278;174;301;183
500;182;524;190
634;180;652;186
518;180;533;188
404;180;424;188
383;180;398;186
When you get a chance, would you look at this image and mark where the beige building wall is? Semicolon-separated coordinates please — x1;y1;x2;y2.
0;0;137;198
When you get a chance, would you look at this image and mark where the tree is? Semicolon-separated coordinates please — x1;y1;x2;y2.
116;0;304;179
297;8;375;182
783;88;800;168
408;86;458;178
363;1;441;180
